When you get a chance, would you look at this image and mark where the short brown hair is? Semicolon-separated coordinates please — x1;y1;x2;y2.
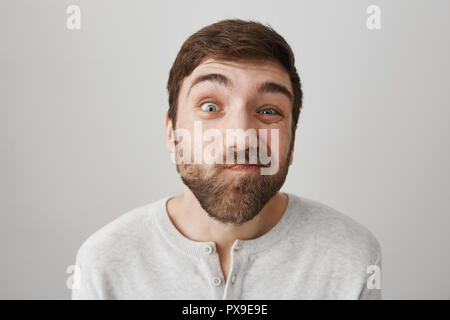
167;19;303;134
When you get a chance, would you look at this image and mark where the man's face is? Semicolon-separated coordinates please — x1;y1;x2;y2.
166;58;295;225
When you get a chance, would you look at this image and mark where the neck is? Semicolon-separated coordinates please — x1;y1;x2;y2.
166;187;289;250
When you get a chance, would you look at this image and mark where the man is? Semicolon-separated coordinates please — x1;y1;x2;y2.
71;19;381;300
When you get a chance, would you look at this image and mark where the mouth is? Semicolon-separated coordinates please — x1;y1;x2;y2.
224;163;263;173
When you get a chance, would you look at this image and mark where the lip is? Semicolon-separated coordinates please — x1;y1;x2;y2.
224;164;262;173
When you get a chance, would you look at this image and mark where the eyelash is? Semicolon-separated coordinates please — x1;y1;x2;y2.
258;107;282;116
197;100;219;109
196;100;282;116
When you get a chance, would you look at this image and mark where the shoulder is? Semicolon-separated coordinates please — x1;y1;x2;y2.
74;197;168;268
288;194;381;265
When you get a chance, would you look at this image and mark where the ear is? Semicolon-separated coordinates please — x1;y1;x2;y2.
289;125;298;166
165;113;175;153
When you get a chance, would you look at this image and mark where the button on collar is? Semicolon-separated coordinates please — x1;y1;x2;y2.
203;245;213;254
212;277;222;286
233;244;241;251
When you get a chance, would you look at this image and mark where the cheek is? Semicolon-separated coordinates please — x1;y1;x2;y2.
175;102;197;127
263;129;290;153
174;110;194;130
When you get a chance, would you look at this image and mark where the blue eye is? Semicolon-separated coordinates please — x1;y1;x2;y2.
200;102;220;112
259;108;279;115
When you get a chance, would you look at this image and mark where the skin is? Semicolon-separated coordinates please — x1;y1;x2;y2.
165;58;297;281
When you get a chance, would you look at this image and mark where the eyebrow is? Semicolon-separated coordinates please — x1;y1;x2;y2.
257;81;293;102
186;73;293;102
187;73;231;98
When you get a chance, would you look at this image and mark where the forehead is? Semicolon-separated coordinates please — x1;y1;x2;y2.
181;58;293;94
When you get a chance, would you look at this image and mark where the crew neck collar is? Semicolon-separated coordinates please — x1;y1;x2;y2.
150;192;301;257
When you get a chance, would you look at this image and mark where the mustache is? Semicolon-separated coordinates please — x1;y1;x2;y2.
215;146;271;168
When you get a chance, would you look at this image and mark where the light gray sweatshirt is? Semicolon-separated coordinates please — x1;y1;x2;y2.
71;193;382;299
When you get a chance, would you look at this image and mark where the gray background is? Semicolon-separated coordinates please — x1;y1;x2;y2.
1;0;449;299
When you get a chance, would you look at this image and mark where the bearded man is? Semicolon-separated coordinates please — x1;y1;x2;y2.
72;19;382;300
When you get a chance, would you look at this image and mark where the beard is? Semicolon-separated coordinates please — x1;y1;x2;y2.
176;139;293;225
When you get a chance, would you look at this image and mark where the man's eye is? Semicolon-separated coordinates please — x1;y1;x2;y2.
259;108;279;115
200;102;220;112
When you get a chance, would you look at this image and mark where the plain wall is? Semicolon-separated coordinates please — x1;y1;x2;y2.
1;0;449;299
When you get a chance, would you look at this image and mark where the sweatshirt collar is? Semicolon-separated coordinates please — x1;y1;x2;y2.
151;192;300;257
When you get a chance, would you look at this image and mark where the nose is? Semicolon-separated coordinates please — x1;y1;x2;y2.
222;103;258;152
